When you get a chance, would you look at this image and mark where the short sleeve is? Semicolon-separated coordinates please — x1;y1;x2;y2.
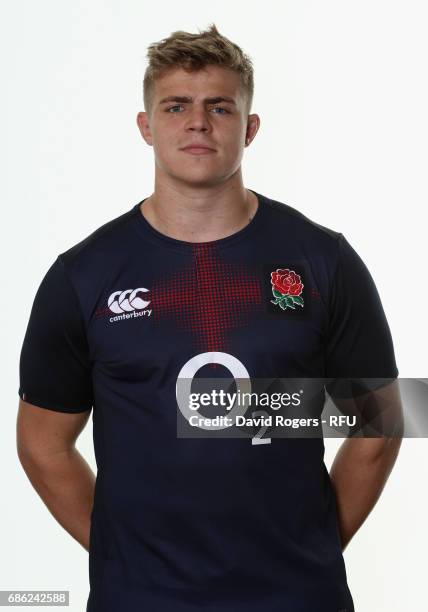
18;256;94;413
324;234;398;398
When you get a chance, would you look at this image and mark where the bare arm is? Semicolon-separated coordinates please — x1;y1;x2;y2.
16;399;95;552
328;380;404;551
330;436;402;551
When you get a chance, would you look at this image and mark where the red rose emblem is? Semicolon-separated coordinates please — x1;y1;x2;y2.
270;268;304;310
271;269;303;296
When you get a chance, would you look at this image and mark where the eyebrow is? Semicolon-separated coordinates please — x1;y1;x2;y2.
158;95;237;106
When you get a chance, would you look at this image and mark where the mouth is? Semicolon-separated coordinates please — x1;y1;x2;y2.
180;146;216;155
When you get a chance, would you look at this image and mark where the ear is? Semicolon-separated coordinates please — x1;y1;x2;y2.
136;111;153;146
245;113;260;147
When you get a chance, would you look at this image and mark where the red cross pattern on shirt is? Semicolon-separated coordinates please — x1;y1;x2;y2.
150;243;263;361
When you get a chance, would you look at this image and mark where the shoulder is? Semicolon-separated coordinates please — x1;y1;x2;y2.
59;202;140;265
261;193;342;250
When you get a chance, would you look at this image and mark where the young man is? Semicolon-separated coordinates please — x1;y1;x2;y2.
17;23;401;612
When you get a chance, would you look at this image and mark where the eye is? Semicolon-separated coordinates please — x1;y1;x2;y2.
165;105;230;114
210;107;229;114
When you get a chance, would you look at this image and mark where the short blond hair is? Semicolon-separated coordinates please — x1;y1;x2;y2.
143;23;254;117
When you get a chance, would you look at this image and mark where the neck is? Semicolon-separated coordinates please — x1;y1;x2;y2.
140;179;259;243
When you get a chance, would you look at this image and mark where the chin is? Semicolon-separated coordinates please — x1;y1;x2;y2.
176;174;224;189
170;167;224;185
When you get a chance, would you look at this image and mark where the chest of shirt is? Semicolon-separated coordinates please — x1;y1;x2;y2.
85;252;328;383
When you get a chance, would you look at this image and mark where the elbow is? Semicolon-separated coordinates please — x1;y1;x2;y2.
371;435;403;466
16;439;39;472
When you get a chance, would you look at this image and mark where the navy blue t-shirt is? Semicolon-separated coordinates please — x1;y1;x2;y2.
18;190;398;612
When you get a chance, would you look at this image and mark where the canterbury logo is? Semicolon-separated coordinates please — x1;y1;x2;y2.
108;288;151;314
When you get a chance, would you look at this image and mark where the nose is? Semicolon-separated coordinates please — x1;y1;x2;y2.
184;106;212;133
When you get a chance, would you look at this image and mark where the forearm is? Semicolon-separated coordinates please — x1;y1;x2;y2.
329;437;402;551
18;447;96;552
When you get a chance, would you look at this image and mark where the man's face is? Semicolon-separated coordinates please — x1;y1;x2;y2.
136;65;259;188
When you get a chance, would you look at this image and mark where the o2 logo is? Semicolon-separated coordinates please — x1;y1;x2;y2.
176;351;271;446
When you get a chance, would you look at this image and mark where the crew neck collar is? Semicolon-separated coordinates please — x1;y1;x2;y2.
132;189;268;252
